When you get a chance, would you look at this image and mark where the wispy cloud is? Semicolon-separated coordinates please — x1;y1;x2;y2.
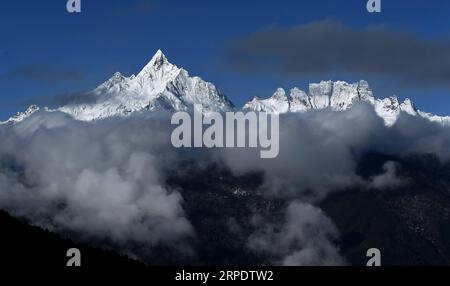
225;20;450;89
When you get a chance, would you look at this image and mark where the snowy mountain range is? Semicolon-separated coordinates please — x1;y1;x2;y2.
243;80;450;126
2;50;450;126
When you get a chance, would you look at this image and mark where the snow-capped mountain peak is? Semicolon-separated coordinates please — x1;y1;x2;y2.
135;49;181;88
140;49;169;72
309;80;333;109
57;50;234;121
290;88;312;112
95;72;132;94
400;98;418;115
273;88;287;99
243;88;290;114
1;105;40;125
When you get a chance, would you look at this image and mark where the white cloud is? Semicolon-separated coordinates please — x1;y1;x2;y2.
0;103;449;265
248;201;346;266
370;161;409;190
0;112;195;261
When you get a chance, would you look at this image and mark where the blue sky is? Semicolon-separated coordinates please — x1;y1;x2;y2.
1;0;450;120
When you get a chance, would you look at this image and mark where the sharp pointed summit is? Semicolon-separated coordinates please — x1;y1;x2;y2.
138;49;173;75
151;49;168;66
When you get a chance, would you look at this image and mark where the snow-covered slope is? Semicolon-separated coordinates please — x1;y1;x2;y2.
418;111;450;125
58;50;234;121
1;105;40;125
244;88;291;114
243;80;450;126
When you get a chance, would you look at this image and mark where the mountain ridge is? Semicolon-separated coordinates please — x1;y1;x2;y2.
2;50;450;126
243;80;450;126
